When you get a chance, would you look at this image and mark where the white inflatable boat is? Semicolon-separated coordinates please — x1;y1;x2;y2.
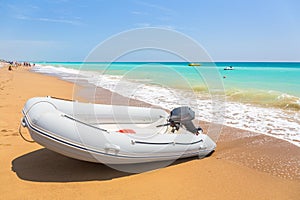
21;97;216;164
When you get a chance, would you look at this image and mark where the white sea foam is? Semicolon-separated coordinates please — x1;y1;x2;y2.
32;64;79;75
31;64;300;147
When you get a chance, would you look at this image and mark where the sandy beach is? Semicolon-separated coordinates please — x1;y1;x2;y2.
0;64;299;199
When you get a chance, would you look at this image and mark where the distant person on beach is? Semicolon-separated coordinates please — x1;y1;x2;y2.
24;62;31;67
8;65;12;71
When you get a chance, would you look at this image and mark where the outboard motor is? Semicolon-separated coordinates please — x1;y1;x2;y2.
168;106;203;134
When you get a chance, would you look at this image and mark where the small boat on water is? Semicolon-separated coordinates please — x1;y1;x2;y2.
188;63;201;66
224;66;234;70
20;97;216;164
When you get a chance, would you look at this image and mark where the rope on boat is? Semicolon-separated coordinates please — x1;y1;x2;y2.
133;139;203;145
47;96;107;132
49;96;75;102
62;114;108;132
18;119;35;143
19;100;58;143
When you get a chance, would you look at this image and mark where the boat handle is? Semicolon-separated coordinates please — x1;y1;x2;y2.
104;143;120;154
21;117;27;127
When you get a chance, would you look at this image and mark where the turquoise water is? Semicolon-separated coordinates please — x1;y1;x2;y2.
218;62;300;96
35;61;300;110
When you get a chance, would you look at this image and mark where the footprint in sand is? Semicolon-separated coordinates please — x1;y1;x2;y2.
0;144;11;146
1;129;17;136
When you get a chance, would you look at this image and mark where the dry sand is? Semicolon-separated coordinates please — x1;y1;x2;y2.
0;64;299;199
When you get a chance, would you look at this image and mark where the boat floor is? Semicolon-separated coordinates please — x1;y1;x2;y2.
93;120;188;135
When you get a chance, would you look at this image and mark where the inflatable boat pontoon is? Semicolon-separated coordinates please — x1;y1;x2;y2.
21;97;216;164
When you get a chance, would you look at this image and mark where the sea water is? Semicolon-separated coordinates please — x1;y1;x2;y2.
31;62;300;147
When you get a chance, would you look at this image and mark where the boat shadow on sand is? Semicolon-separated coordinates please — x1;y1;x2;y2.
11;148;199;182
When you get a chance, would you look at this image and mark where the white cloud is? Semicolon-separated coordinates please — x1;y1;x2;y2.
35;17;81;25
135;1;174;14
7;2;81;26
15;15;81;25
133;1;176;30
131;11;148;15
134;23;175;30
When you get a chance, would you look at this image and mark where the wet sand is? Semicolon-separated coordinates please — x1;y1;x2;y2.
0;64;299;199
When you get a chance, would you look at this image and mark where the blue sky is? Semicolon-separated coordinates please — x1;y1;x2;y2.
0;0;299;61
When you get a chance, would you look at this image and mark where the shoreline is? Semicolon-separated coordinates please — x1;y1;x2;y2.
0;64;299;199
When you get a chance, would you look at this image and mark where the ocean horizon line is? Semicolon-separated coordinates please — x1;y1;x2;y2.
30;60;300;63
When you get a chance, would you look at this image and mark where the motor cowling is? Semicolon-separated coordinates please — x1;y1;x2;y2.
169;107;202;134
